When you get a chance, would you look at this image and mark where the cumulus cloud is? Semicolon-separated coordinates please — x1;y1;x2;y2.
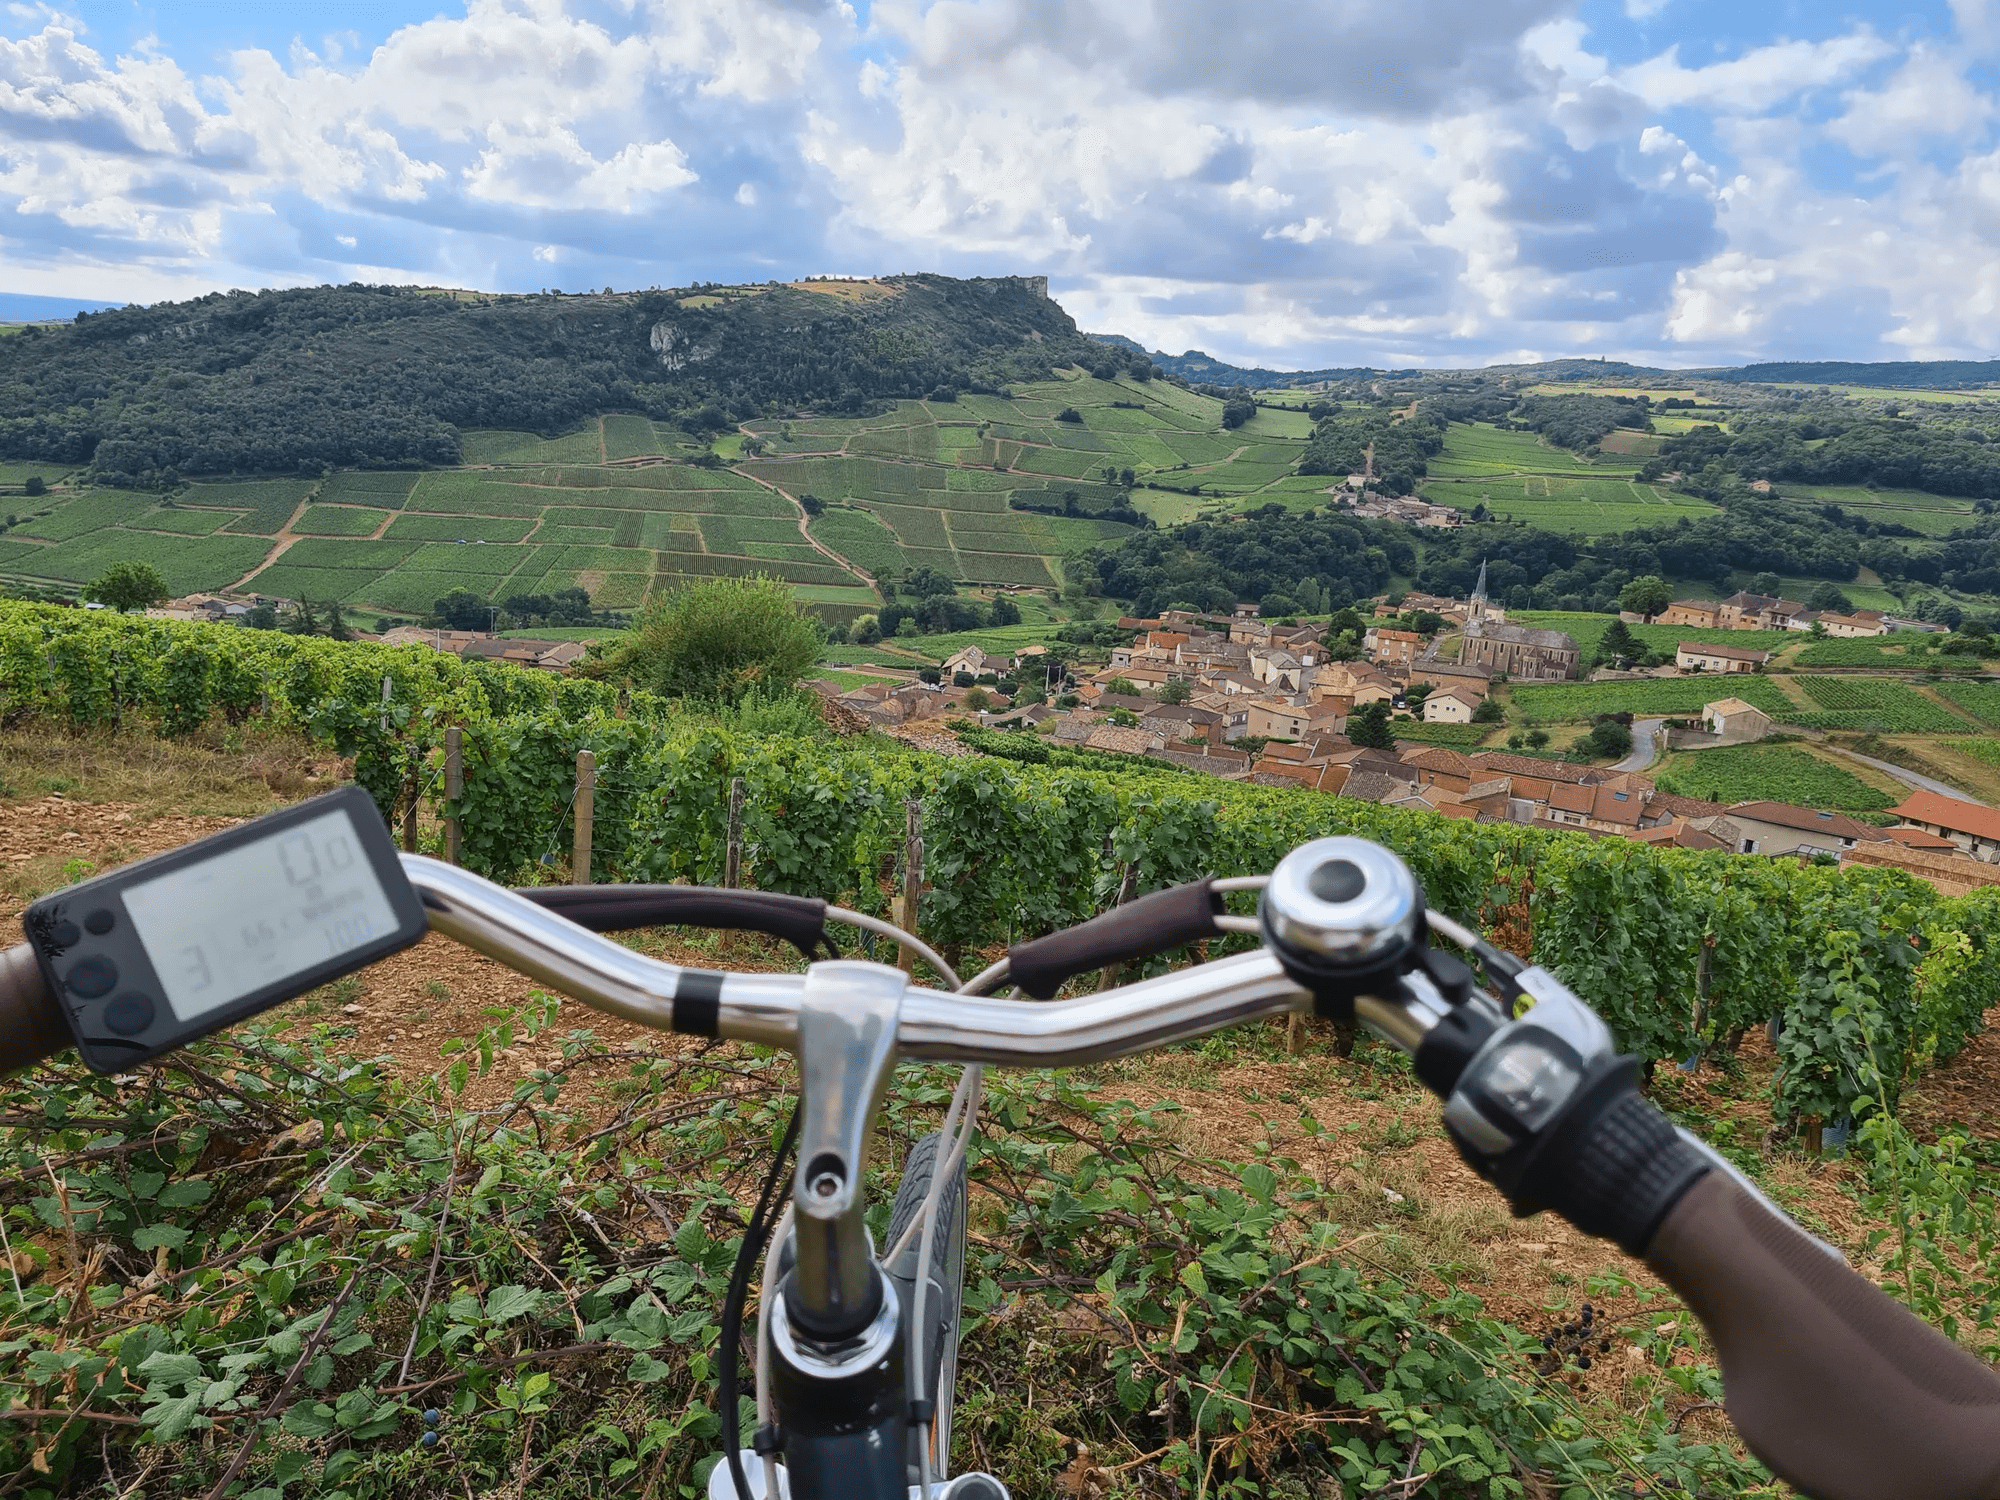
1;0;1999;364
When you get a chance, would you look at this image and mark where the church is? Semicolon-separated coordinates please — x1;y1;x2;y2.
1453;561;1581;681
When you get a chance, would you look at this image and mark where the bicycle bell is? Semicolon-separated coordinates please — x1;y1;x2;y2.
1260;836;1427;1017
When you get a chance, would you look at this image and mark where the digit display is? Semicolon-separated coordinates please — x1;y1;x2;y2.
119;806;403;1023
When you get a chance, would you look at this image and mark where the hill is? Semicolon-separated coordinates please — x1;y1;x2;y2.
0;276;1098;483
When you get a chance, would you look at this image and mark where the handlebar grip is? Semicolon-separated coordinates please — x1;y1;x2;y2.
516;885;830;957
1646;1170;2000;1500
0;942;71;1073
1009;879;1223;1000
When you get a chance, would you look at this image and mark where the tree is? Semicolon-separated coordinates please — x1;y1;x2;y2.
1751;572;1784;597
918;667;942;685
904;567;957;599
852;614;882;645
1258;594;1302;618
432;589;491;631
1618;574;1672;622
1402;682;1432;710
595;575;826;703
1056;407;1084;423
1472;697;1505;723
82;560;168;613
1577;717;1632;760
1106;706;1140;726
241;603;278;630
963;686;992;711
1806;580;1854;612
1347;700;1394;749
282;600;320;636
1159;678;1192;705
1221;398;1255;429
799;493;826;517
1524;727;1550;750
953;671;975;688
1106;675;1139;698
989;594;1021;626
23;476;44;497
325;600;353;642
1597;617;1639;665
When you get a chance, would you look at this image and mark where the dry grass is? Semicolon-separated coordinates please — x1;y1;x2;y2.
0;719;337;818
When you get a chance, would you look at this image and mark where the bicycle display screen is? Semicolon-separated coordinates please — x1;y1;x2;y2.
122;807;406;1023
23;786;428;1073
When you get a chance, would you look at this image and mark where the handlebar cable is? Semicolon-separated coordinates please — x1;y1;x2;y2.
824;906;960;991
1424;909;1528;1004
721;1103;801;1500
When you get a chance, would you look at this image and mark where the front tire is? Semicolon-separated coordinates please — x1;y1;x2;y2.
884;1129;967;1486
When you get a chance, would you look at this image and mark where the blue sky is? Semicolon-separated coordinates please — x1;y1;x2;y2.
5;0;2000;369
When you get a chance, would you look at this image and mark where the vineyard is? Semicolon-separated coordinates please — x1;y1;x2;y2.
6;601;2000;1500
1653;744;1896;812
5;601;1995;1130
1780;676;1979;733
1507;675;1794;721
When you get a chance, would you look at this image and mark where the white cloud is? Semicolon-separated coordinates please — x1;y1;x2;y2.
3;0;2000;365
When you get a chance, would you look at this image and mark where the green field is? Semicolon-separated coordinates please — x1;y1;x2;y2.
1389;722;1493;747
1509;675;1795;721
1654;745;1894;811
1427;423;1635;477
1506;611;1796;661
1423;475;1718;533
1781;677;1979;733
296;505;390;537
1792;633;1959;668
1936;681;2000;727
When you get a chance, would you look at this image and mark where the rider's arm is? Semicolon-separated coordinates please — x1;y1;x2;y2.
0;943;66;1073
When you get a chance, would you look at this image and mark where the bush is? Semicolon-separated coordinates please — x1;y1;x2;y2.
595;575;825;704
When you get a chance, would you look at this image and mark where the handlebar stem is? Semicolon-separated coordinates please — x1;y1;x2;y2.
788;963;903;1340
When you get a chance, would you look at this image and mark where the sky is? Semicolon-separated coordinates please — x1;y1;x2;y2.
5;0;2000;370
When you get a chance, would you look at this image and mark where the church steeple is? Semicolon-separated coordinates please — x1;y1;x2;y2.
1470;558;1489;621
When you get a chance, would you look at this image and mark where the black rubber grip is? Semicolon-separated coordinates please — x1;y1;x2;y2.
1489;1060;1711;1256
518;885;830;957
1009;879;1224;1000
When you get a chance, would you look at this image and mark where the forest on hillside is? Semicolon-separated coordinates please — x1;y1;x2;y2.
0;277;1105;484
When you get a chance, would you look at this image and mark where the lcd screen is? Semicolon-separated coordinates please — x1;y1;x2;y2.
121;806;403;1022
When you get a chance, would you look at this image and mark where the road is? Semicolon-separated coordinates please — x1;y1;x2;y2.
1825;747;1989;807
1614;719;1664;773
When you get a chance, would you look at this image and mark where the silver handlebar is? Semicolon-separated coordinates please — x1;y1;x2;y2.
402;853;1459;1066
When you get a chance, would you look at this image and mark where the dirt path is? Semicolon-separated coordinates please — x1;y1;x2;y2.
227;497;314;591
732;453;879;587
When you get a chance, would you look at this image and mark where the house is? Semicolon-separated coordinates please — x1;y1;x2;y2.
1816;612;1892;638
1540;783;1662;836
1456;619;1580;681
1677;640;1769;674
1422;687;1482;724
1843;839;2000;896
1722;801;1882;857
1249;648;1309;691
1246;698;1318;741
1364;628;1424;669
1340;769;1419;804
1146;744;1252;776
1885;789;2000;864
1700;697;1774;744
1410;659;1493;701
1467;751;1601;806
1660;600;1721;628
1140;703;1225;745
941;645;990;678
1400;747;1474;795
1716;592;1806;631
1084;724;1166;756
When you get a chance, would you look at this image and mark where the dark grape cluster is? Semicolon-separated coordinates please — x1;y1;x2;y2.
1536;1301;1613;1378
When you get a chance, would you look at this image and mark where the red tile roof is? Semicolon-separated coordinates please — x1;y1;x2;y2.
1889;789;2000;844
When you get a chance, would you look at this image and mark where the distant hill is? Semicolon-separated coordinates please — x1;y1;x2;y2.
1700;360;2000;389
1086;339;2000;393
0;276;1097;482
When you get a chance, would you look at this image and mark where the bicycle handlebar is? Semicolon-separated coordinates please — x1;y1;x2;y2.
9;845;2000;1500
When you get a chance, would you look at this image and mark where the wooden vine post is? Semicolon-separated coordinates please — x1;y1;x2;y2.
723;776;746;889
897;799;924;976
572;750;596;884
1096;862;1140;992
443;727;463;866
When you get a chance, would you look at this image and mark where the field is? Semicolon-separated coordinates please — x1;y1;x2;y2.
1780;676;1979;733
1506;611;1797;662
1388;721;1492;747
1793;633;1963;668
1426;422;1634;477
1421;474;1718;533
1508;675;1795;721
1936;680;2000;726
1653;744;1895;811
